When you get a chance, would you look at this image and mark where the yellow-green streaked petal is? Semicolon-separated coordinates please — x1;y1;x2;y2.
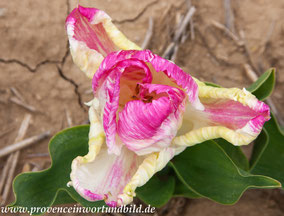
66;6;141;79
175;78;270;147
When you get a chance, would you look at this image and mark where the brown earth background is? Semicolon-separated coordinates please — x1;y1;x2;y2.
0;0;284;215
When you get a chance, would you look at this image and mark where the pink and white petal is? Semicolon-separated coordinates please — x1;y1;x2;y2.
66;6;141;79
118;146;185;205
92;50;203;110
97;60;153;155
69;100;141;206
101;70;123;155
70;143;184;207
78;98;105;163
118;84;186;155
70;145;144;206
71;97;186;206
174;82;270;147
92;51;152;93
132;50;203;110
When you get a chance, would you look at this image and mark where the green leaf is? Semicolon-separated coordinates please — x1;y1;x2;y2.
159;164;201;199
136;175;175;208
52;190;76;206
215;138;249;171
173;176;201;199
153;163;201;199
246;68;275;100
250;114;284;188
204;82;221;88
171;140;281;204
10;126;105;215
249;129;269;170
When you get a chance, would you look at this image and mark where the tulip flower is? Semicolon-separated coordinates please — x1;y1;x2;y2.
65;6;270;207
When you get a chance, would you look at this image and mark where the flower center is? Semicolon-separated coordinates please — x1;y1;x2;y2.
131;84;154;103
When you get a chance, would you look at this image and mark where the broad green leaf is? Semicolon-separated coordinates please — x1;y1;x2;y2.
155;163;201;199
136;162;198;206
215;138;249;171
136;175;175;207
249;129;269;170
173;176;201;199
10;125;180;213
250;114;284;188
171;140;281;204
246;68;275;100
10;126;105;215
159;164;201;199
52;190;76;206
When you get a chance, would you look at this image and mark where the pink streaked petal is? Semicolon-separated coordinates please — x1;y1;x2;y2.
71;146;143;206
66;5;117;57
176;85;271;147
254;100;270;116
250;115;267;133
76;6;100;23
118;84;186;155
83;189;104;201
238;115;268;135
106;201;118;207
92;50;202;110
102;71;121;155
99;60;153;155
139;83;186;108
92;51;143;92
134;51;200;107
202;99;270;130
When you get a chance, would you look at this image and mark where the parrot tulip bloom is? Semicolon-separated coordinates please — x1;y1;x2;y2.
66;6;270;207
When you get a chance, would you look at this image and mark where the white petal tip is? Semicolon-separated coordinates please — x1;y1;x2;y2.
84;100;93;106
193;99;205;111
243;88;250;95
67;181;72;187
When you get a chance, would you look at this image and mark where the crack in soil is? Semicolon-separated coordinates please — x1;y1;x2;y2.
56;65;86;112
113;0;158;24
0;0;86;112
0;41;86;112
56;40;86;111
0;58;61;73
0;0;159;113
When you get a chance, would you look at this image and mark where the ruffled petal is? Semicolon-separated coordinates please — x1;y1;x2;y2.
66;6;140;78
98;59;153;155
174;80;270;147
91;50;202;155
69;99;185;206
118;84;186;155
79;98;105;163
92;50;203;110
70;145;144;206
68;99;139;206
70;134;184;206
117;145;185;205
